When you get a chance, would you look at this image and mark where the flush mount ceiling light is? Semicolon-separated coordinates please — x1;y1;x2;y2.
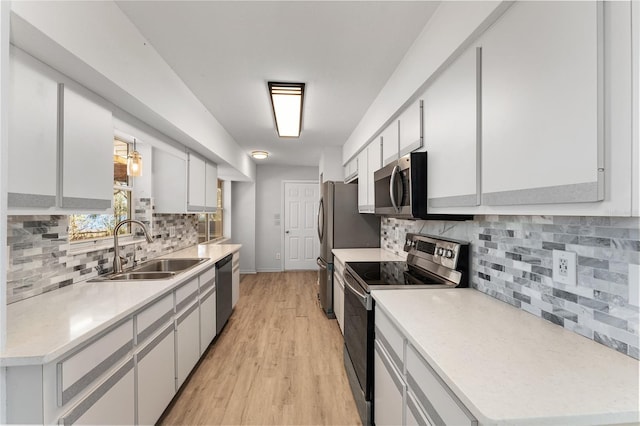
127;138;143;177
268;82;305;138
251;150;269;160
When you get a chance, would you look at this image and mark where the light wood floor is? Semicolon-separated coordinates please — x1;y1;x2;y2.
159;271;361;425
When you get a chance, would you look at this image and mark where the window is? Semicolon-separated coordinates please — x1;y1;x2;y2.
197;179;224;243
69;139;133;242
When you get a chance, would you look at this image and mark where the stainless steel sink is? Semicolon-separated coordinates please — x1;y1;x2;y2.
132;258;207;273
108;271;176;280
90;257;208;281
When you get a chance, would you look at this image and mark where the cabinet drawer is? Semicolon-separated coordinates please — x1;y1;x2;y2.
375;305;405;371
176;277;199;312
136;294;173;344
57;319;133;407
374;340;405;426
199;267;215;293
406;344;477;426
406;389;433;426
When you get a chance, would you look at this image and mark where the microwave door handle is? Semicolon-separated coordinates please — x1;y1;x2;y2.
317;198;324;242
389;165;400;213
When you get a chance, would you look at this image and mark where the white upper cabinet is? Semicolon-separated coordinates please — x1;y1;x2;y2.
357;149;368;213
8;47;58;209
479;1;602;205
187;152;206;211
8;47;113;212
422;46;479;210
344;156;358;183
205;161;218;212
398;98;423;158
61;84;113;210
367;138;382;211
381;120;399;166
153;147;187;214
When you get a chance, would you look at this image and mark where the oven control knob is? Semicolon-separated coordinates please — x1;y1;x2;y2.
437;247;444;256
446;249;454;258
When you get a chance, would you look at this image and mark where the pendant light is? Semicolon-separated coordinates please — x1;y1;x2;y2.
127;138;143;177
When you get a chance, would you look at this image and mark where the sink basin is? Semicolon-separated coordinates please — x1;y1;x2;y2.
108;271;176;280
132;258;207;273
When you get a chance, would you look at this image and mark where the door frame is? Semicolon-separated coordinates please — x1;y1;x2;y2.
280;180;319;271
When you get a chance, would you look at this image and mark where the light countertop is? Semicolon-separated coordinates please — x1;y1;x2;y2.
1;243;240;366
372;288;640;425
332;248;407;263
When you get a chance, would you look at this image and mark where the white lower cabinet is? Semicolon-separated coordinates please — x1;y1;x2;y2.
333;271;345;335
60;361;135;425
375;305;477;426
176;300;201;389
136;324;175;426
374;341;405;426
199;287;217;354
232;251;240;308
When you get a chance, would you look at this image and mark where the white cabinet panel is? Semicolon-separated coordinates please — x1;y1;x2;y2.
357;149;368;213
61;85;113;210
344;157;358;183
137;325;175;426
205;161;218;212
381;120;399;166
232;252;240;308
399;98;423;157
8;47;58;208
153;147;187;214
480;1;602;205
374;341;404;426
176;301;200;389
423;46;479;208
332;271;344;335
367;138;381;209
61;362;135;425
199;288;216;354
187;152;206;211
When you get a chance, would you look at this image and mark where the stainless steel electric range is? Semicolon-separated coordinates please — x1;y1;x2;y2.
342;233;470;426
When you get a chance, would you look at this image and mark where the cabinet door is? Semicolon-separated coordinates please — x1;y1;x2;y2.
187;152;206;211
60;361;135;425
153;148;187;213
406;390;433;426
398;98;423;157
8;47;58;209
480;1;602;205
357;149;369;213
61;84;113;210
424;46;479;209
232;252;240;308
176;301;201;389
374;341;405;426
344;157;358;183
367;139;382;213
199;288;216;354
204;161;218;212
381;120;400;166
137;325;175;426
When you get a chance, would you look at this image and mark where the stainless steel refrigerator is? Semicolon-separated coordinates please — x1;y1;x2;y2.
316;181;380;318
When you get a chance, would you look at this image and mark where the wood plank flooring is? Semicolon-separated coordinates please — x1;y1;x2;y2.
159;271;361;425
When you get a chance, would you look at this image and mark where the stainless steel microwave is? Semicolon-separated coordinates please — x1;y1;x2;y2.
373;152;472;221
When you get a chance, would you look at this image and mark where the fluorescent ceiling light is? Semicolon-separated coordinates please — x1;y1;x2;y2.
251;150;269;160
268;82;305;138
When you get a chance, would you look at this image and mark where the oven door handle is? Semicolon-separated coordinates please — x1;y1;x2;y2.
344;272;372;310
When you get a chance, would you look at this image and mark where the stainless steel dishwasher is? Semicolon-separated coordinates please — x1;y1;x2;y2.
216;254;233;334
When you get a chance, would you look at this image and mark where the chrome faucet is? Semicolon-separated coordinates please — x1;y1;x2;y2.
113;219;154;274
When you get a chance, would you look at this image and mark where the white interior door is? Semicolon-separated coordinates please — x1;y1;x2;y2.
284;182;320;270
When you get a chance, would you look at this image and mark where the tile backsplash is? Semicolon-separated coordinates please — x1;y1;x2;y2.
7;199;198;304
382;215;640;360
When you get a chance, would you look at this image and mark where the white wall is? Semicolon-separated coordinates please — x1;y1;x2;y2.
342;1;505;163
231;181;256;274
10;1;255;182
0;0;9;421
223;180;232;239
319;146;343;182
255;165;319;272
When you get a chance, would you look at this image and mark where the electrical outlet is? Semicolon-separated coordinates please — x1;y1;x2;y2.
553;249;577;286
275;252;281;260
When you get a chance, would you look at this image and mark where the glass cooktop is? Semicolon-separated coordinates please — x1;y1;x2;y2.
345;261;447;289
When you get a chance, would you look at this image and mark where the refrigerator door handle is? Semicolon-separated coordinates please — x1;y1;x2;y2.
317;197;325;242
316;257;327;269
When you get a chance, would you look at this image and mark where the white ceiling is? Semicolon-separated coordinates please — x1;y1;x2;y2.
116;1;438;167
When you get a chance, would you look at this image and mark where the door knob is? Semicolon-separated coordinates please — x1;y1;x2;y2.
285;230;290;234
